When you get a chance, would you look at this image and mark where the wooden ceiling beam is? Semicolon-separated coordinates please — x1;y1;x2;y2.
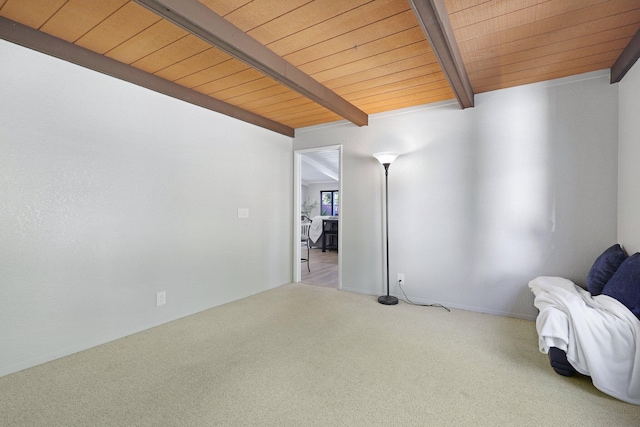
611;27;640;83
133;0;368;127
0;16;294;137
408;0;474;108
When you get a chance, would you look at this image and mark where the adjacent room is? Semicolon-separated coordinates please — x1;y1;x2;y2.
299;148;340;288
2;1;640;425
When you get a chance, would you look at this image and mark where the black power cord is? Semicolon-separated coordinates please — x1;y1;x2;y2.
398;280;450;312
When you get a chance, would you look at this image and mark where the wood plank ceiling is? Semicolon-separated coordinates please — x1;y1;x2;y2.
1;0;639;137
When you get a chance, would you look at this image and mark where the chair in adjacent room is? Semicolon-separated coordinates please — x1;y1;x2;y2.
301;222;311;272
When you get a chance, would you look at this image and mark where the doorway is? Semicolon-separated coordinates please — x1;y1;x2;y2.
294;146;342;289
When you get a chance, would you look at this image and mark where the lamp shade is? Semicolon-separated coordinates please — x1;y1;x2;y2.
373;152;399;165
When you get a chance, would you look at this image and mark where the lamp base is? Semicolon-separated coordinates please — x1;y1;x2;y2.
378;295;399;305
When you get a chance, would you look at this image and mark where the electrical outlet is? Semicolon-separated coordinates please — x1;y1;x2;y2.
397;273;405;285
156;291;166;306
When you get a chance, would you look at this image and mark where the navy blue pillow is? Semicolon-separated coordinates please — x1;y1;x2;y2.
586;244;628;295
602;252;640;320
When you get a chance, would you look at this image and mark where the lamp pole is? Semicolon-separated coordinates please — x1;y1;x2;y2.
373;152;399;305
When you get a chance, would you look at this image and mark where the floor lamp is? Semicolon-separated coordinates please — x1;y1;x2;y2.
374;152;399;305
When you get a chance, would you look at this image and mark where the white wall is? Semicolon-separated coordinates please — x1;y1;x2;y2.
301;183;309;215
0;40;293;376
294;71;619;319
618;60;640;254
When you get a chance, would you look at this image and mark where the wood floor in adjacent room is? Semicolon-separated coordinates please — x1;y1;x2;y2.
301;248;338;288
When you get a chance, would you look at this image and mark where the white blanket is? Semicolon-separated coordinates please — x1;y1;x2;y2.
308;216;333;244
529;276;640;404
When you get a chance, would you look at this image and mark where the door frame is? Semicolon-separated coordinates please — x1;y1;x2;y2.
293;145;343;288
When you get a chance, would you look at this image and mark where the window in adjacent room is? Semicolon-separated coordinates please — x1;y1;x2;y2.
321;190;339;216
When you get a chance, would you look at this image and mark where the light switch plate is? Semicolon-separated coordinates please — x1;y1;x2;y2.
156;291;166;306
238;208;249;218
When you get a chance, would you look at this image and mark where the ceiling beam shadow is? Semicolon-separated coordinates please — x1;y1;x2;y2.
409;0;474;108
0;17;294;137
611;27;640;83
134;0;368;127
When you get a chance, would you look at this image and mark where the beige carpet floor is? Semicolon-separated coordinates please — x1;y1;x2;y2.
2;283;640;426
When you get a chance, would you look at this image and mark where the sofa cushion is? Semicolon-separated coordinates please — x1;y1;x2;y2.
586;244;628;296
602;252;640;320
